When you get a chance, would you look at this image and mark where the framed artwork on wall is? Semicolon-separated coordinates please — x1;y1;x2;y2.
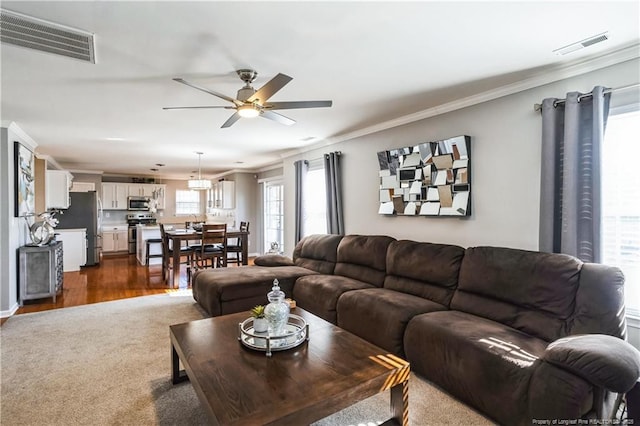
14;141;35;217
377;135;471;217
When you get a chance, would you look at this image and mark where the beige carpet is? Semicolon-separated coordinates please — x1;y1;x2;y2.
0;293;493;425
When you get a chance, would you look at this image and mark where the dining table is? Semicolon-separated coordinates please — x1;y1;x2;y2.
164;228;250;289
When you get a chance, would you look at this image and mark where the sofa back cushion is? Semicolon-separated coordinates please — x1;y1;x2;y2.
293;234;344;274
384;240;465;306
334;235;396;287
451;246;582;342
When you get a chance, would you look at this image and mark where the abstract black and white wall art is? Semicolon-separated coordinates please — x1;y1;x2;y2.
14;141;35;217
377;135;471;217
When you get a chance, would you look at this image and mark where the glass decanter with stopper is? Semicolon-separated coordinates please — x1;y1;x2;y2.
264;279;290;336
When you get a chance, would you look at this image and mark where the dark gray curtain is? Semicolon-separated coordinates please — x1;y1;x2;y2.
324;151;344;235
294;160;307;244
539;86;610;263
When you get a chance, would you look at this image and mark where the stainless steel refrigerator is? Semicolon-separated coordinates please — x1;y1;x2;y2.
55;191;103;266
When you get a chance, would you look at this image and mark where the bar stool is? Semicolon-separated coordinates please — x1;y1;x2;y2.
146;238;164;265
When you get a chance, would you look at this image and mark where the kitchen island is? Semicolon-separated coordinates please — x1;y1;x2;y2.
136;224;163;266
54;228;87;272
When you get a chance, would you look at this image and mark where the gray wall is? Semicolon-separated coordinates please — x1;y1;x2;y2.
283;59;640;253
280;59;640;348
226;172;258;254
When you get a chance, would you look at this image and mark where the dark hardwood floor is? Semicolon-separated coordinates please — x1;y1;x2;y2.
2;252;240;324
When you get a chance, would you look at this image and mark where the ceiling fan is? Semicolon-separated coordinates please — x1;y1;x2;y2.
163;69;332;128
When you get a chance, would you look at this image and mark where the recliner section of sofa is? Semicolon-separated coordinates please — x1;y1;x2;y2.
450;246;584;341
403;245;633;425
293;235;395;324
337;240;465;356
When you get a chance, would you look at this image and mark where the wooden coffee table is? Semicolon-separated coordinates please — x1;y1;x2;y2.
170;307;410;425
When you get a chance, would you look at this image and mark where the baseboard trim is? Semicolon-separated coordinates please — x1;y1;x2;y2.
1;303;20;318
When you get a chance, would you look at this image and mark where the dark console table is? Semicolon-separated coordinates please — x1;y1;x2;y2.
18;241;64;304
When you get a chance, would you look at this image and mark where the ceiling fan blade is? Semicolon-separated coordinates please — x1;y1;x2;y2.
221;111;242;128
247;73;293;104
265;100;333;110
173;78;242;106
163;106;235;110
260;110;296;126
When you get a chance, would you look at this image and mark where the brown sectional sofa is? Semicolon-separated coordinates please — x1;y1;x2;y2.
191;234;640;425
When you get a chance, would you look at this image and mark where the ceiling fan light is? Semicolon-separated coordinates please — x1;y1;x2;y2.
238;104;260;118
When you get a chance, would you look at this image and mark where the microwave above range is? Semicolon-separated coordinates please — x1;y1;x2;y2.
128;196;150;211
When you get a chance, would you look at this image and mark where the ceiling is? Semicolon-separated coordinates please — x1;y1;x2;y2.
2;1;639;180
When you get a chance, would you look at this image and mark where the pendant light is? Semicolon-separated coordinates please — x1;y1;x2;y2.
187;152;211;190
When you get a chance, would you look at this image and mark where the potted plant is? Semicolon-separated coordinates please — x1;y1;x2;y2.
251;305;268;333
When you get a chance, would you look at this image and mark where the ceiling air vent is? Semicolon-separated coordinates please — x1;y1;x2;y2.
553;32;609;56
0;8;95;63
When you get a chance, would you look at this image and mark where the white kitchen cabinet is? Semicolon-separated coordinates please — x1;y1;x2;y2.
46;170;73;209
102;183;128;210
128;184;155;197
208;181;235;210
54;228;87;271
70;181;95;192
102;225;128;253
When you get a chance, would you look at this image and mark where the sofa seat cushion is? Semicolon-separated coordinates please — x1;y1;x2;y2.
337;289;448;357
404;310;553;426
192;265;317;316
293;274;375;324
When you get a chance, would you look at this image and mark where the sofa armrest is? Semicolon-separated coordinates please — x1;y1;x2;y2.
253;255;295;267
542;334;640;393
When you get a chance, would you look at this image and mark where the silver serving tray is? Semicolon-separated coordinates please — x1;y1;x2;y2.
238;314;309;357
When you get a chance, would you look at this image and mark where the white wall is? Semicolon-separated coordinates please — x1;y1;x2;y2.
283;58;640;255
1;123;37;316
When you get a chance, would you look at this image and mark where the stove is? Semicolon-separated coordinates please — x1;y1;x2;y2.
126;213;157;254
127;212;157;224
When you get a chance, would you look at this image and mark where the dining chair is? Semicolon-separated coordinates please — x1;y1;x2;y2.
159;223;193;283
226;221;249;266
192;223;227;270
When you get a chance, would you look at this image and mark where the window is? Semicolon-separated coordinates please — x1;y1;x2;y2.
602;109;640;317
303;162;327;236
264;181;284;253
175;189;201;215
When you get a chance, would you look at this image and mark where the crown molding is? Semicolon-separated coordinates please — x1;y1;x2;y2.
4;122;37;151
67;169;104;175
35;153;66;171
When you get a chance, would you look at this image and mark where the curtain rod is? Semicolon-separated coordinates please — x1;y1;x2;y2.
533;83;640;111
